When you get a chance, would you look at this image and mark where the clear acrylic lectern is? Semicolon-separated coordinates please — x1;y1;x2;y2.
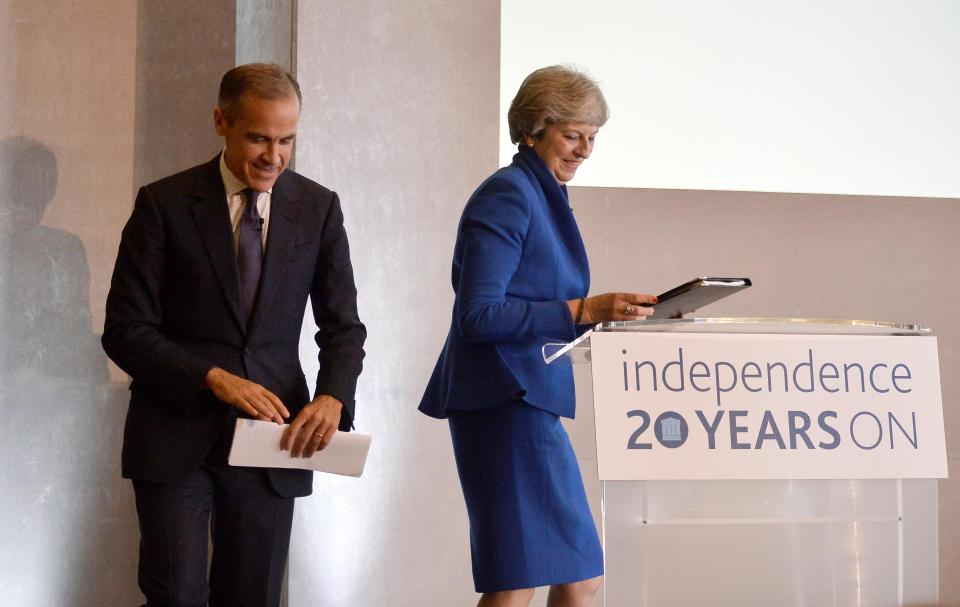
545;318;941;607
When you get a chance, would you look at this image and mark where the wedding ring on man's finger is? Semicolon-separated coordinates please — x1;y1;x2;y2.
625;305;635;315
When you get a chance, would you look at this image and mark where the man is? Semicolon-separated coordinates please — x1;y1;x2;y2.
103;63;366;607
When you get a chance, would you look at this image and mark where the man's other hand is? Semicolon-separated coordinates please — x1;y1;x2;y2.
280;395;343;458
205;367;289;424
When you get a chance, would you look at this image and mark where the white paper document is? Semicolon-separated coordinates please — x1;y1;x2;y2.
228;419;372;477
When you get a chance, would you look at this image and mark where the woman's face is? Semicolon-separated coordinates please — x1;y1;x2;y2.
529;122;598;184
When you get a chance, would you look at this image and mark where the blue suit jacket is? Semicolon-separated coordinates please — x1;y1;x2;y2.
419;146;590;419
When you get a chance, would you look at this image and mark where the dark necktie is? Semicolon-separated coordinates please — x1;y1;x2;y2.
237;188;263;323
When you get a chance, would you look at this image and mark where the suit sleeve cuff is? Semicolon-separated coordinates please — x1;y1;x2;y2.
531;299;578;343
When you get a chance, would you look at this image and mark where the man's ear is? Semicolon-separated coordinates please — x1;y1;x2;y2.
213;107;227;136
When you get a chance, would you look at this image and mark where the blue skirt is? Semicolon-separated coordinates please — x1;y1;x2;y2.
448;401;603;593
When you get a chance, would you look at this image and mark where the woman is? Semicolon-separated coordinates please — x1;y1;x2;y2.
419;65;657;607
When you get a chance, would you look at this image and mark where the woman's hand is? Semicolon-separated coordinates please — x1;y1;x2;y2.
569;292;658;324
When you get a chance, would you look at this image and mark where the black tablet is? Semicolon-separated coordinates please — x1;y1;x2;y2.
647;277;752;319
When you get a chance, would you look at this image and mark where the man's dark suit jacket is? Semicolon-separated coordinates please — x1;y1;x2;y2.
103;155;366;498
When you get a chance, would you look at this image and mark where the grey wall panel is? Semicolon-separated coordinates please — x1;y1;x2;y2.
0;2;141;605
293;1;500;604
134;0;235;188
236;0;295;70
1;1;243;604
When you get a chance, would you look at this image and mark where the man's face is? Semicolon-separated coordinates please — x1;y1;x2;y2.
214;91;300;191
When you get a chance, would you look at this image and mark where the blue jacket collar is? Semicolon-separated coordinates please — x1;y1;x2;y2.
513;144;570;206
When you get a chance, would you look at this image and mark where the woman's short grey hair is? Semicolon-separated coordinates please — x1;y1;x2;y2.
218;63;302;122
507;65;609;144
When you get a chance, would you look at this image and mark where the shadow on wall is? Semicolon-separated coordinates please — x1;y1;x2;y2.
0;137;104;378
0;137;141;606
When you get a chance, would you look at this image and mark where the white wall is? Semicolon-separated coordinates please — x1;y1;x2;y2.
501;0;960;198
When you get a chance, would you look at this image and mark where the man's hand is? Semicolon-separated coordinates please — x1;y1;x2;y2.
280;395;343;458
205;367;289;424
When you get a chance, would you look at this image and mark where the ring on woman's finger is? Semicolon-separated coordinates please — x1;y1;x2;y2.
313;432;324;440
625;305;635;315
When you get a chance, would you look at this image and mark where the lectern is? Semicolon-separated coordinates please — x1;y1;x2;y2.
545;318;947;607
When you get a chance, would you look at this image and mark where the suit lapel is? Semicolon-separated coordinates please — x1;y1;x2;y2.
520;153;592;296
249;173;299;332
559;184;591;293
190;157;247;332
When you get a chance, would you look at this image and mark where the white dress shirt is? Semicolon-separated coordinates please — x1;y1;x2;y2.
219;153;272;252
